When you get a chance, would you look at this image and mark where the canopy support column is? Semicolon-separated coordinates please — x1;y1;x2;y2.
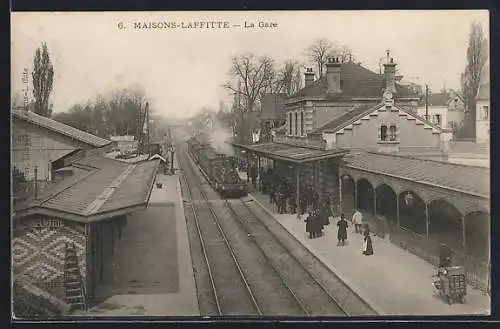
296;165;300;219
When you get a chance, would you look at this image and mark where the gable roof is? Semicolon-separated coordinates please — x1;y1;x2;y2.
290;61;418;100
313;103;381;134
14;155;159;222
311;102;444;135
429;93;449;106
149;153;167;162
342;152;489;198
12;109;111;148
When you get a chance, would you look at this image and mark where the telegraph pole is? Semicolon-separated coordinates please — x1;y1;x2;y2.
145;102;150;154
425;84;429;121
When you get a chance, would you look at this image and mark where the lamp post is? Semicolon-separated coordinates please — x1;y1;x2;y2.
169;145;175;175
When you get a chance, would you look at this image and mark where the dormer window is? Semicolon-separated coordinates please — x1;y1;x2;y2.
380;125;388;141
295;112;298;136
379;124;399;143
389;125;397;141
483;106;489;120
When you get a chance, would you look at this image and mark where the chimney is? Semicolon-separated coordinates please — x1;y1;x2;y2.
304;68;315;87
326;57;342;95
383;51;397;94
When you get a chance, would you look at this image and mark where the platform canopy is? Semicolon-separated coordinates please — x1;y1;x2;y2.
231;141;348;164
13;155;160;223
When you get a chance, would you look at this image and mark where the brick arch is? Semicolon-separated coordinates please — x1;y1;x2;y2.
464;210;490;261
398;189;427;235
375;183;398;225
357;178;375;214
428;198;464;252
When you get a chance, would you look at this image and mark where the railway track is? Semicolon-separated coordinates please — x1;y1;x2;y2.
179;147;260;316
227;199;378;316
175;131;377;316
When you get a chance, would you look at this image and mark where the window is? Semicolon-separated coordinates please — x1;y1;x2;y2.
389;125;397;141
295;112;299;135
300;111;304;136
483;106;489;120
288;112;292;135
380;125;388;141
434;114;441;126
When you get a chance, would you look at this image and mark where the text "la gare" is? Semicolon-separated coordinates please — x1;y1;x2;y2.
244;21;278;28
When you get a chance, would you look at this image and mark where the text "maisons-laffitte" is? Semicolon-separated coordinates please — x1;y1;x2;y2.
134;21;231;29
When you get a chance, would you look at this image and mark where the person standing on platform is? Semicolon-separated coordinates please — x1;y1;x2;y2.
289;191;297;214
362;227;374;255
312;190;320;211
318;196;333;227
439;243;452;268
337;214;349;246
305;212;314;239
299;189;307;215
352;209;363;234
250;165;258;189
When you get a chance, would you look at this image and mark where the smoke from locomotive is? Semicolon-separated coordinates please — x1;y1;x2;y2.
207;118;234;157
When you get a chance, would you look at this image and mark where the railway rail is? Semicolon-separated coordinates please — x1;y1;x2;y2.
174;129;378;316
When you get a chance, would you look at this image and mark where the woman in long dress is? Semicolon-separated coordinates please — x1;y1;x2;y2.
336;214;348;246
363;228;374;255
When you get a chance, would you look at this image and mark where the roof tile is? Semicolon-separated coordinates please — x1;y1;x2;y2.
290;61;418;99
15;155;159;220
342;152;490;197
12;110;111;148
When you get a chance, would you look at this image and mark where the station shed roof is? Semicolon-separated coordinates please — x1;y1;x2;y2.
13;155;160;222
231;141;348;164
342;152;490;198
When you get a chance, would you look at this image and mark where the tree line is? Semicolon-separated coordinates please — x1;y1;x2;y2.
52;87;152;139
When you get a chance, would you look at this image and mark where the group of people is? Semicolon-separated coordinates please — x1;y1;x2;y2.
327;211;374;256
249;165;374;256
261;169;322;216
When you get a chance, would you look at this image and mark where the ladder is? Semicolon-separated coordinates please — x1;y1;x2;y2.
64;242;86;311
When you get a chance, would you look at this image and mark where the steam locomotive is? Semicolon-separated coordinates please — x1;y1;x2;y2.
187;133;248;198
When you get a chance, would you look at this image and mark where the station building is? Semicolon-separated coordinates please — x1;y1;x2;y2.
12;154;160;312
233;52;490;291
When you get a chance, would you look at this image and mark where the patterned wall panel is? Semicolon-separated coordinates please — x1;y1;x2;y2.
13;217;87;285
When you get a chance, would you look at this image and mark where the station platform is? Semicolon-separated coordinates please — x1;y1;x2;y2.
82;153;199;316
248;190;491;316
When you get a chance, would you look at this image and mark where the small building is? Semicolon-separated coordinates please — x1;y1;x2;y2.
414;90;466;131
12;154;160;311
475;63;490;144
259;93;287;143
109;135;137;153
11;109;112;192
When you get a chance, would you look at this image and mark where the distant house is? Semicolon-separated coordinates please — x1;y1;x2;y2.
476;62;490;144
414;90;466;131
11;109;112;186
109;135;137;153
259;93;287;142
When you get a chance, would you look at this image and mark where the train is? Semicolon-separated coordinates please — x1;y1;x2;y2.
187;133;248;198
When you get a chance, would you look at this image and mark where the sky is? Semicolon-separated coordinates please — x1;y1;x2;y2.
11;10;489;119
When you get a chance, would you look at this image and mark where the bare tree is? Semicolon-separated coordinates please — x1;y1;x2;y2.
330;45;356;63
223;54;276;144
32;43;54;117
223;54;276;113
305;38;334;77
458;21;488;138
275;60;304;95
